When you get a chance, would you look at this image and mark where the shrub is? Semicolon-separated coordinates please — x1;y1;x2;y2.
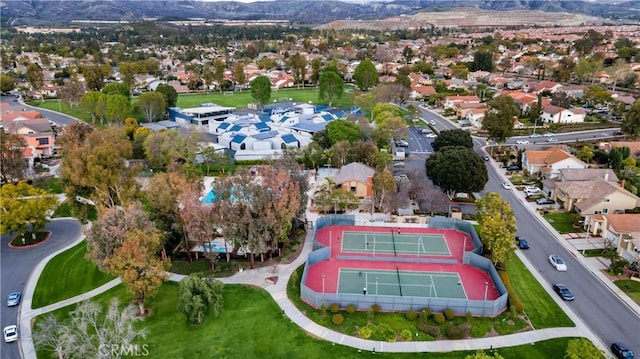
331;313;344;325
420;308;432;321
371;304;381;314
320;303;327;318
416;322;440;337
367;307;375;322
346;304;357;314
328;303;340;313
446;324;468;340
405;310;418;321
400;329;413;341
466;311;473;323
358;324;373;339
433;313;445;324
443;308;455;320
373;323;397;342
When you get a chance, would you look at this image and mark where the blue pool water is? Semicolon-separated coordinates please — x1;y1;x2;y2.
202;189;216;204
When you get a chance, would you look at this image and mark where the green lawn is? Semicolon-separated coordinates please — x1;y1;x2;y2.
505;256;574;329
30;100;94;123
31;241;115;309
615;279;640;305
32;177;64;194
35;282;596;359
542;212;577;234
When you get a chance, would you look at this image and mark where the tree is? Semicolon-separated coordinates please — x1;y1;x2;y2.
609;59;632;93
310;58;322;84
288;53;307;88
155;83;178;109
431;129;473;152
465;350;505;359
58;81;86;108
0;73;16;93
473;50;494;72
233;61;246;89
576;146;595;163
118;61;140;91
105;94;130;123
135;91;166;122
621;99;640;139
26;63;44;94
482;95;519;146
32;315;79;359
476;192;517;265
583;85;612;108
450;63;469;79
0;132;27;183
178;187;219;270
402;46;414;64
104;227;170;316
80;91;107;125
213;58;226;92
102;82;130;99
425;147;488;196
550;91;572;109
354;92;377;122
178;275;224;324
609;147;624;171
143;130;198;169
575;58;602;84
83;64;110;91
325;119;361;145
372;169;396;213
353;59;378;91
34;298;147;359
0;181;57;239
250;75;271;108
318;67;344;106
564;338;604;359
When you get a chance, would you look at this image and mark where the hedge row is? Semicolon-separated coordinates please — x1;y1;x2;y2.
499;270;525;312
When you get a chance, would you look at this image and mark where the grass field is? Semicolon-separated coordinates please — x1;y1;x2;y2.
35;282;595;359
614;279;640;305
30;87;355;126
504;256;574;329
31;241;115;309
542;212;577;234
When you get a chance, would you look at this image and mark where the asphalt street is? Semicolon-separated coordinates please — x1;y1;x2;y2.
408;106;640;355
0;95;79;127
0;219;82;359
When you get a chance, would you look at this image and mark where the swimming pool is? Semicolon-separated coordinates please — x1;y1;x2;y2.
202;189;216;204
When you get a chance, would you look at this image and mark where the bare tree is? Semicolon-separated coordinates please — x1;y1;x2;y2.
33;315;80;359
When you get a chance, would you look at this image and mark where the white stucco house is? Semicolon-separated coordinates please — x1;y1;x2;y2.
540;105;587;124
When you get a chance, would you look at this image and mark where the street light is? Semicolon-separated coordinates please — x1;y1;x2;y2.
483;281;489;316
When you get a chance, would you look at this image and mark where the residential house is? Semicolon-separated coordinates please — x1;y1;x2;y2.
597;214;640;263
556;84;585;99
554;177;640;215
1;115;56;165
168;104;235;127
410;84;436;99
541;168;618;199
443;95;480;110
533;80;562;94
466;108;487;128
522;147;588;178
598;141;640;158
331;162;375;199
540;105;586;124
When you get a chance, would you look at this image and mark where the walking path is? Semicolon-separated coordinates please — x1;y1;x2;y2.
18;183;637;357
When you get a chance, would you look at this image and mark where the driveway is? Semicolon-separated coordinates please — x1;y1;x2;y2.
1;219;82;359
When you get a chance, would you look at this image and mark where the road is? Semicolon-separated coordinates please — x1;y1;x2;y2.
409;105;640;355
0;95;79;127
0;219;82;359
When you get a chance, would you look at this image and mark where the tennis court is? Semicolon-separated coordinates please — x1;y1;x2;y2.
337;268;467;299
341;231;451;256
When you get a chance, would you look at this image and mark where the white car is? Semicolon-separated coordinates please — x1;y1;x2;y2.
547;137;559;143
425;133;437;138
516;140;530;145
543;132;554;137
502;182;512;190
529;133;542;138
549;255;567;271
3;325;17;343
429;120;437;125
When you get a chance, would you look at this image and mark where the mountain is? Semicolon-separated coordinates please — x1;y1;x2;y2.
0;0;638;27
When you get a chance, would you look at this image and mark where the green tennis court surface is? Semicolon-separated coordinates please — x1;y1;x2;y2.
337;268;466;299
341;231;451;256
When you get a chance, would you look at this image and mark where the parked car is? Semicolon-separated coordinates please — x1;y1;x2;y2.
547;137;559;142
506;164;521;171
6;292;21;307
524;186;541;196
3;325;17;343
424;133;437;138
552;283;575;301
516;140;530;145
515;236;530;249
419;128;431;134
611;343;635;359
549;255;567;271
536;198;555;205
395;139;409;147
502;182;512;190
482;155;490;161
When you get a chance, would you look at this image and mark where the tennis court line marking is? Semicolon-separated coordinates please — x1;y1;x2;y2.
455;273;468;299
343;231;451;256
